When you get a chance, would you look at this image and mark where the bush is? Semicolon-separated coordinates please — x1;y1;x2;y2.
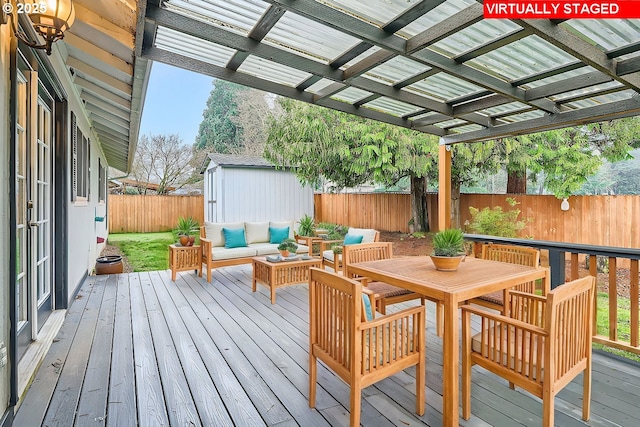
467;197;529;238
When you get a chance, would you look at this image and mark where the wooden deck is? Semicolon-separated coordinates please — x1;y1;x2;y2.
14;265;640;426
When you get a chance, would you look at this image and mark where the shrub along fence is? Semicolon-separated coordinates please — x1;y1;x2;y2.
108;195;204;233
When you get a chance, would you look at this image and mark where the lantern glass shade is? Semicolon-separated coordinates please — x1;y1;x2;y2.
28;0;76;43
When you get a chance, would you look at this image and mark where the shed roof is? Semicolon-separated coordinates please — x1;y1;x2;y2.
207;153;276;168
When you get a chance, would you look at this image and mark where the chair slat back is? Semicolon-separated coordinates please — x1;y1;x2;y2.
342;242;393;279
482;244;542;294
545;276;595;384
309;268;360;377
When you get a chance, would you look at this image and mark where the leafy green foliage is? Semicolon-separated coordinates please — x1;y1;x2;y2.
467;197;528;238
176;216;199;236
195;80;243;151
297;214;315;237
264;98;438;191
431;228;465;257
277;238;298;252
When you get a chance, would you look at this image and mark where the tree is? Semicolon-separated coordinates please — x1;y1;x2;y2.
195;80;243;152
231;90;282;156
131;134;195;194
265;99;438;231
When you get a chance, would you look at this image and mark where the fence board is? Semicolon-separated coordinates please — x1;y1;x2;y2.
108;195;204;233
314;193;640;250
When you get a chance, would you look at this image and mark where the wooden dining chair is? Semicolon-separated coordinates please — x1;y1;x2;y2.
308;268;425;426
320;227;379;273
461;275;596;427
342;242;426;313
470;243;545;313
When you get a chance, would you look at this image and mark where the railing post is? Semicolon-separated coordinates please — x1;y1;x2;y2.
548;249;566;288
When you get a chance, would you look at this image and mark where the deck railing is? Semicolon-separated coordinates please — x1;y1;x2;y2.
465;234;640;356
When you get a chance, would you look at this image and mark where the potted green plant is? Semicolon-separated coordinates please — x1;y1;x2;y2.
277;238;298;257
297;214;316;237
430;228;466;271
176;216;199;246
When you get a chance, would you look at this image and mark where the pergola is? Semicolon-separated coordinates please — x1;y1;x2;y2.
77;0;640;228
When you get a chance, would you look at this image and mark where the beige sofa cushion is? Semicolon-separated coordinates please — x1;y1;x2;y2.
211;246;256;260
245;222;269;244
204;221;245;247
348;227;377;243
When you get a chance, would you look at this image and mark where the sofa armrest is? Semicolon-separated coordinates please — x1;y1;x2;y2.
200;237;212;261
319;239;343;253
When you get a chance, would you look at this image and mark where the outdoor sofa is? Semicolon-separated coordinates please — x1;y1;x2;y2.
200;220;309;282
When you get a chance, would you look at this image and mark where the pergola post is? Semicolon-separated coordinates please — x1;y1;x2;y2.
438;143;451;231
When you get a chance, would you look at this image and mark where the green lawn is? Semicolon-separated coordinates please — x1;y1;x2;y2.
594;293;640;362
108;232;175;272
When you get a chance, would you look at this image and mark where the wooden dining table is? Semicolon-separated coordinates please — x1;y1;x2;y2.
348;256;550;427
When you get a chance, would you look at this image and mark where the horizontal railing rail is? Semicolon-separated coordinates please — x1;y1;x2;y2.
464;234;640;356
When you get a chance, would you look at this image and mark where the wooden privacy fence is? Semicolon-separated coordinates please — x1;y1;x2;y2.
314;193;640;249
108;195;204;233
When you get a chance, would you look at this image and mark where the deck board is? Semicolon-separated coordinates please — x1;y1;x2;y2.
15;265;640;426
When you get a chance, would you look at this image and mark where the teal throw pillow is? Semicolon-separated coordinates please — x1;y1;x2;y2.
362;294;373;322
269;226;289;244
223;227;247;248
343;233;364;245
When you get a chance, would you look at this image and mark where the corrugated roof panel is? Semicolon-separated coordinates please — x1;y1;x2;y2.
519;66;594;89
466;35;577;81
165;0;267;35
305;78;337;94
399;0;476;38
320;0;416;27
450;123;484;133
551;81;624;102
405;73;484;101
341;46;382;69
237;56;312;87
435;118;467;128
155;27;236;66
565;90;636;109
331;87;373;103
562;19;640;52
366;56;431;85
501;110;546;123
481;101;529;116
363;97;422;116
266;11;361;63
431;19;522;58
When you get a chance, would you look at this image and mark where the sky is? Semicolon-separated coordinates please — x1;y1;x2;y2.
139;62;214;146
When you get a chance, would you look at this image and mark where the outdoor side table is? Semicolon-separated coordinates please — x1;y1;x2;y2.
252;256;322;304
169;244;202;281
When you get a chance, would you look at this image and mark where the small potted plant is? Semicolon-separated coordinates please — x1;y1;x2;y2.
430;228;466;271
176;216;199;246
277;238;298;257
297;214;316;237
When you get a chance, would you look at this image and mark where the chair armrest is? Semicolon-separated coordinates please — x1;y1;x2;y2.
200;237;212;261
320;240;343;252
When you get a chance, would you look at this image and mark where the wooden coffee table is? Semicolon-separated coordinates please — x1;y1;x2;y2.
252;256;322;304
169;244;202;281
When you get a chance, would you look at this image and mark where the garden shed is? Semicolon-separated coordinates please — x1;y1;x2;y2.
202;154;314;223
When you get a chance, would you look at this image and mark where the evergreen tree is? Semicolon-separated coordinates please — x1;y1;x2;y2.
195;80;243;151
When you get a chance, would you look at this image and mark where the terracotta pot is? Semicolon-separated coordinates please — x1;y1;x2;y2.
279;250;290;257
179;235;189;246
188;236;195;246
95;255;123;275
430;255;465;272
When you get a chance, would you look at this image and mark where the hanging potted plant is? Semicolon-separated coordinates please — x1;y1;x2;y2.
430;228;466;271
277;238;298;257
176;216;199;246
